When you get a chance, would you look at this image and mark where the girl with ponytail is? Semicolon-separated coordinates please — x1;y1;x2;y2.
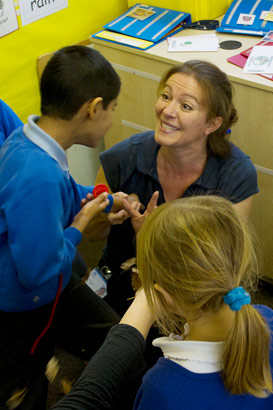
50;195;272;410
134;195;273;409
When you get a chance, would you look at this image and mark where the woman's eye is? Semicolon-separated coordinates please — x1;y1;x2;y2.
161;93;170;100
182;103;192;110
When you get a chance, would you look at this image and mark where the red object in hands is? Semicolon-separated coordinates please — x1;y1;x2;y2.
93;184;109;198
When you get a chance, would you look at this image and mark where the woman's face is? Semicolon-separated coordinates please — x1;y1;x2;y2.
154;73;218;150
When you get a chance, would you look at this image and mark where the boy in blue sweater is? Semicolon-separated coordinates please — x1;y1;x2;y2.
0;46;125;410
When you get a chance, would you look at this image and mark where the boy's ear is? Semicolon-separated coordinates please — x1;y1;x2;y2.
154;283;174;307
88;97;103;119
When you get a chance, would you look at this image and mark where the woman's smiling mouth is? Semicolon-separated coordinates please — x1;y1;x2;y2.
161;121;180;131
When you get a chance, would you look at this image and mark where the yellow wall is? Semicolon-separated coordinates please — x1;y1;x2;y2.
127;0;233;22
0;0;127;122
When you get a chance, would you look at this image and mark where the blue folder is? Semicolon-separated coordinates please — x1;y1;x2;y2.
92;3;191;50
217;0;273;36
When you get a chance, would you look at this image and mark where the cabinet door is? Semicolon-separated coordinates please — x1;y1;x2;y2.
250;173;273;280
230;82;273;281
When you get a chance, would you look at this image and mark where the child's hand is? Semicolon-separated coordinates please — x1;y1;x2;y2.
71;193;109;233
80;192;93;208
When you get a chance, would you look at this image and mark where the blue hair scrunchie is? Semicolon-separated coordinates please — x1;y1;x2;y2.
223;286;251;312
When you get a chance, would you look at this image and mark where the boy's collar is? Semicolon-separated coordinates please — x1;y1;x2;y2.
24;115;69;173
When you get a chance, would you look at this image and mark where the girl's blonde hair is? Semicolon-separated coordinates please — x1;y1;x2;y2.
137;195;272;397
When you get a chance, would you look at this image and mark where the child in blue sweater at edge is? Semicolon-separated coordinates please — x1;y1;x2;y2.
0;45;139;410
49;195;273;410
0;98;23;146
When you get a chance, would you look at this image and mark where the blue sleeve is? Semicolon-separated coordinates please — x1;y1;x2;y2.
219;152;259;204
65;175;95;215
5;157;82;289
0;99;23;147
74;180;94;199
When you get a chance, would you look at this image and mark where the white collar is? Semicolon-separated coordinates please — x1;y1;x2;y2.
24;115;69;173
153;324;224;374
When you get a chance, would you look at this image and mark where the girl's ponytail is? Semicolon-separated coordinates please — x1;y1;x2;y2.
222;304;272;397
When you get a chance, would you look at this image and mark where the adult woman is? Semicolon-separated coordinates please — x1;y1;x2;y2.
92;60;258;314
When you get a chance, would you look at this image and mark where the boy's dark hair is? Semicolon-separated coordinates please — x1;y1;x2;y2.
40;46;121;120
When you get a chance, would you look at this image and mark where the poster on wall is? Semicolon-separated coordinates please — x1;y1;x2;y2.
18;0;68;26
0;0;19;37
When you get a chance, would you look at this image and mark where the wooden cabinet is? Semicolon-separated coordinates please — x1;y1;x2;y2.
91;31;273;281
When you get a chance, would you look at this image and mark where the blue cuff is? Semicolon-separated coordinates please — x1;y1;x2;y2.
103;194;113;213
64;227;82;246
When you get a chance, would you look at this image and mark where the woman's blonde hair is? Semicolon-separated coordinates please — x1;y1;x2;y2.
137;195;272;397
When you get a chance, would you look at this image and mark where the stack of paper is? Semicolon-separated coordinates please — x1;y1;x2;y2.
167;34;219;52
243;45;273;74
227;33;273;80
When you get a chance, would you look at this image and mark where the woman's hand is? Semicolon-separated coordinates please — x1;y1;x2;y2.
106;191;130;225
122;191;159;233
107;192;143;225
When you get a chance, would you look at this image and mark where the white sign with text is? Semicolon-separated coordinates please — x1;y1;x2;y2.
19;0;68;26
0;0;18;38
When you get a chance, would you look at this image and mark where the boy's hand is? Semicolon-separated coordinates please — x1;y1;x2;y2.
80;192;93;208
71;193;109;233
